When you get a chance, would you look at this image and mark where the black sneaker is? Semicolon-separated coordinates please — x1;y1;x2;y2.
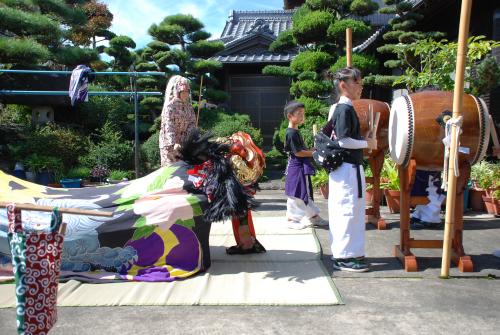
333;258;370;272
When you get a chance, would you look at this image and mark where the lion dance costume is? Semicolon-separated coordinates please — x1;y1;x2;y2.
180;130;266;255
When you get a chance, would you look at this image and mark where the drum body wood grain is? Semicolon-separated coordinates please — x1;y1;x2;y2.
352;99;390;157
389;91;490;171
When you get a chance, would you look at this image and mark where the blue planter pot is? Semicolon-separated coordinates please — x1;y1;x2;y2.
35;171;55;186
60;178;82;188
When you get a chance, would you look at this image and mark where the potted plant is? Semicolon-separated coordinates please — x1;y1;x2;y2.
23;154;63;186
61;167;91;188
108;170;131;184
90;165;109;184
483;189;500;216
380;158;400;214
476;161;500;215
364;164;382;207
311;168;329;199
469;161;492;211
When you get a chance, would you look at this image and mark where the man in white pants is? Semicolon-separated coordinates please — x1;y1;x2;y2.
322;67;377;272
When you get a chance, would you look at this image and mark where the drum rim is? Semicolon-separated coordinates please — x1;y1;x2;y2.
389;94;414;167
471;95;491;166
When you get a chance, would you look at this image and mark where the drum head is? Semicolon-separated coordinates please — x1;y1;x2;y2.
389;95;414;166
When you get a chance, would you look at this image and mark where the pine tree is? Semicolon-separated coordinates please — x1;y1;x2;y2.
0;0;105;67
263;0;379;148
368;0;445;88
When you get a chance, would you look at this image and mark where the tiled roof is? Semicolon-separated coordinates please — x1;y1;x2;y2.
212;54;294;64
214;10;296;64
219;10;295;42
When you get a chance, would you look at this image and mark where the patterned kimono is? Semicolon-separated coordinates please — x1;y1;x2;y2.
159;75;196;166
159;99;196;166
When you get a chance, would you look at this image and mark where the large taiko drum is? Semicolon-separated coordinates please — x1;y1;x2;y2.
352;99;390;156
389;91;490;171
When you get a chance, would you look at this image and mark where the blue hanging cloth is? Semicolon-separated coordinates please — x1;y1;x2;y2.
69;65;92;106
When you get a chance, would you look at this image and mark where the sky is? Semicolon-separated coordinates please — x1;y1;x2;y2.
101;0;285;49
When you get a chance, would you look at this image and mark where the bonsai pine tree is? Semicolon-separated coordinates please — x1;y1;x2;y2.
134;14;226;120
263;0;379;148
0;0;102;67
368;0;445;89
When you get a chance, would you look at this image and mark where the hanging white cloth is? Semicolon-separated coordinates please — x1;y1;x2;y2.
442;116;463;191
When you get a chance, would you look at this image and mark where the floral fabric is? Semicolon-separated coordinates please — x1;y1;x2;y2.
0;162;211;283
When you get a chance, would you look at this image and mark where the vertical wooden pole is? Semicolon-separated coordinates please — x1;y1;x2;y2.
346;28;352;67
440;0;473;278
196;75;204;127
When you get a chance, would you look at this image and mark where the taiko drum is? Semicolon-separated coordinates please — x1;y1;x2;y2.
389;91;490;171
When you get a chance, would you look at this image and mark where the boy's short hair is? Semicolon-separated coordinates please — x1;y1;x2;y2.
284;100;305;119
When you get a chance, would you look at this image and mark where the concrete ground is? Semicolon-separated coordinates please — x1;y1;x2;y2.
1;189;499;335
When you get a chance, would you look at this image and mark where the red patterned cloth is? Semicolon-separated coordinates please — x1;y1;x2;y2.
7;204;64;335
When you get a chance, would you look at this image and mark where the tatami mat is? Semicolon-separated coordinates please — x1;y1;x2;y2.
0;217;342;306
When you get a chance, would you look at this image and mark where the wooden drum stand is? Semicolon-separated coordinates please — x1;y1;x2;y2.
393;159;473;272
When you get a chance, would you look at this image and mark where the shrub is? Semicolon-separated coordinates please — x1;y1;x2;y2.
76;86;132;135
142;132;160;170
311;168;329;188
80;122;134;171
199;109;263;147
204;88;229;104
65;166;91;179
211;115;263;147
109;170;131;180
12;123;87;169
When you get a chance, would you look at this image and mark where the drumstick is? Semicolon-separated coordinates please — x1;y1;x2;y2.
490;115;500;159
372;112;381;139
369;104;374;136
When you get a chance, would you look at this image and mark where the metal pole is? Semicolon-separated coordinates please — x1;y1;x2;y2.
132;73;140;179
0;90;161;96
0;69;165;76
440;0;473;279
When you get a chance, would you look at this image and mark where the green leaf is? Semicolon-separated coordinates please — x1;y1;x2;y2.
133;216;147;228
187;195;203;217
131;225;156;241
147;166;177;192
175;218;195;229
114;194;140;211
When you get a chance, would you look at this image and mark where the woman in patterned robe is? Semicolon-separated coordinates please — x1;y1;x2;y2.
159;75;196;166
